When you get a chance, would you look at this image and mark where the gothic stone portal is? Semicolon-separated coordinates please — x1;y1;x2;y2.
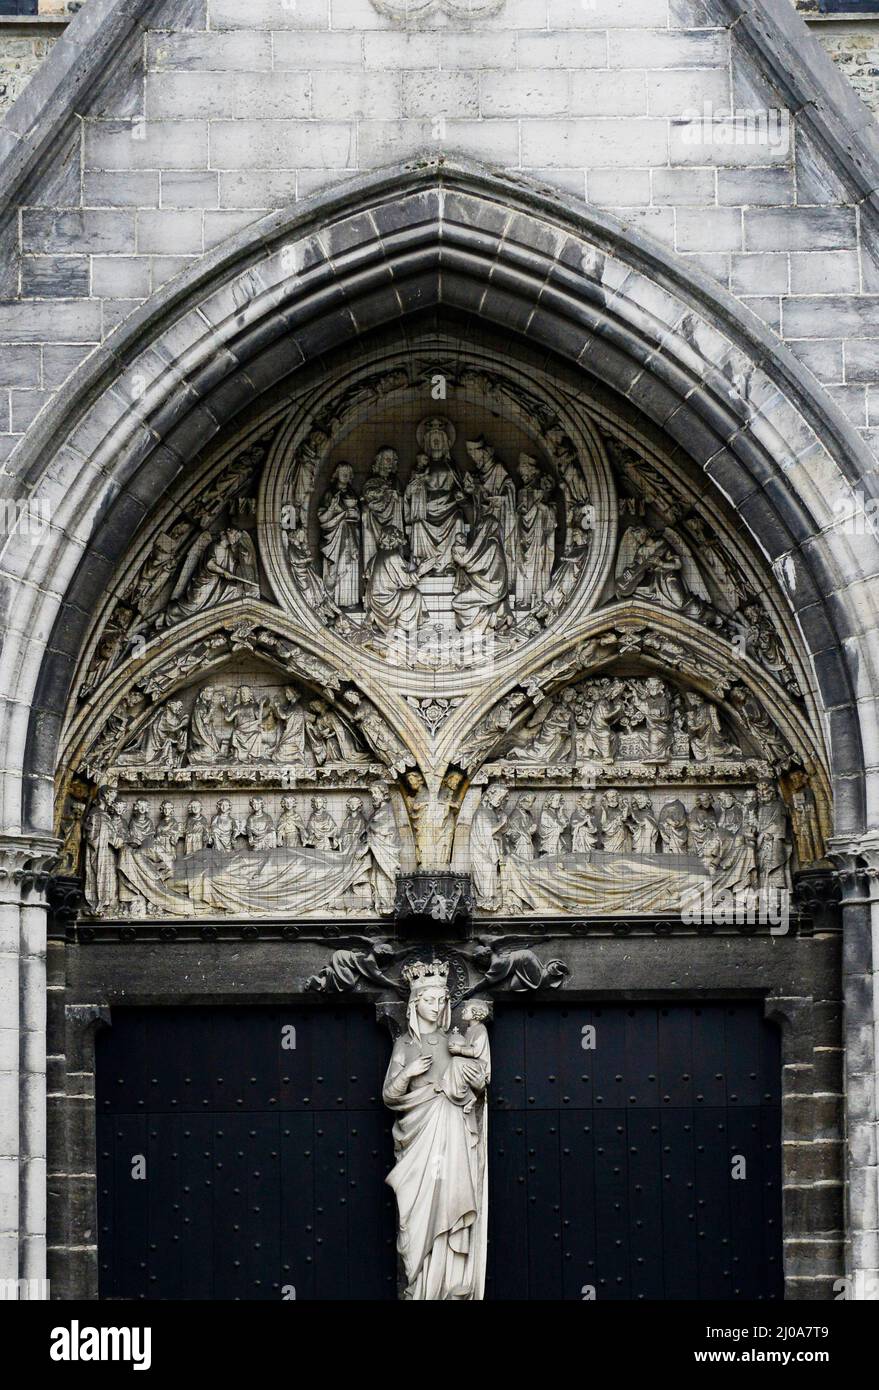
59;323;828;1301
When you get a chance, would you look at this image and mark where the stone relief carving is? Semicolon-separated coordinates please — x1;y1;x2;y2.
61;344;826;935
406;695;463;737
464;941;570;994
372;0;505;20
79;444;268;698
263;357;613;671
383;960;490;1301
465;779;795;916
608;438;803;699
485;673;781;776
115;679;370;774
81;782;403;921
306;416;567;655
304;940;397;994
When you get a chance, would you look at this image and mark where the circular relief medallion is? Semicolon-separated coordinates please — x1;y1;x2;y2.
259;350;617;676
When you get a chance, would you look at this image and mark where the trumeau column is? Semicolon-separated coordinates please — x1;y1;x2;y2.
0;835;57;1297
828;836;879;1299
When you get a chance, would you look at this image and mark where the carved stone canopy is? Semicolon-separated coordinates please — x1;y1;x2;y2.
394;871;473;933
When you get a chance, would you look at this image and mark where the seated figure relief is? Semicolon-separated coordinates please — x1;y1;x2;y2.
287;413;585;667
115;679;373;772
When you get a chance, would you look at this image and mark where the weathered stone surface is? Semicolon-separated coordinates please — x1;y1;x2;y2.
0;0;876;1305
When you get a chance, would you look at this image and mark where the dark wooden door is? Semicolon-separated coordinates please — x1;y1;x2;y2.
486;1001;784;1300
96;1005;397;1300
96;1000;783;1300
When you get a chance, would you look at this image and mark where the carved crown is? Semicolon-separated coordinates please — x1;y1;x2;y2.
401;959;450;993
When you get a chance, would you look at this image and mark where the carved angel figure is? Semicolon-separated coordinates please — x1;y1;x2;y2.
465;942;569;995
615;524;712;617
163;528;259;625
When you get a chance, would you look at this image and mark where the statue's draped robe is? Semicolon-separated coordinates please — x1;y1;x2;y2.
384;1028;489;1300
469;798;507;908
452;520;511;632
364;546;425;633
404;463;466;570
361;477;403;571
366;798;400;912
318;487;361;608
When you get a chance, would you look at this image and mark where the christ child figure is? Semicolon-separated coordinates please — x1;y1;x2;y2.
445;1000;491;1113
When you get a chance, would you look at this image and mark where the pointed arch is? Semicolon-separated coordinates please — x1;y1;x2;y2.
1;161;875;835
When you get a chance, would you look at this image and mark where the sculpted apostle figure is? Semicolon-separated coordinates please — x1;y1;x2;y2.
570;792;601;852
276;796;306;848
755;782;792;893
364;526;428;635
515;455;557;609
506;793;538;860
629;793;660;854
184;800;209;856
365;783;400;915
469;782;509;912
601;789;631;853
464;436;517;571
304;797;338;852
658;799;689;855
246;797;276;851
383;961;490;1300
318;462;361;610
451;511;513;634
208;798;240;854
84;787;128;914
361;447;404;572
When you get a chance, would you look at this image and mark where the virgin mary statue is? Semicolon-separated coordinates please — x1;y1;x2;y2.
383;960;490;1300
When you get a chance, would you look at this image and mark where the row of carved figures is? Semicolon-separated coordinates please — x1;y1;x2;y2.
491;786;791;877
471;676;787;769
469;782;794;912
81;785;401;918
307;421;585;632
118;685;368;768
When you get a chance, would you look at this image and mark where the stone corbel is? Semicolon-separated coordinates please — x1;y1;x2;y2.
0;834;60;904
826;835;879;906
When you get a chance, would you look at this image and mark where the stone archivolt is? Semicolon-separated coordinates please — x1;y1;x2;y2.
57;339;827;926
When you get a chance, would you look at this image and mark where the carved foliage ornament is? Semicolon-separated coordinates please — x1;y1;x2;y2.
371;0;505;18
